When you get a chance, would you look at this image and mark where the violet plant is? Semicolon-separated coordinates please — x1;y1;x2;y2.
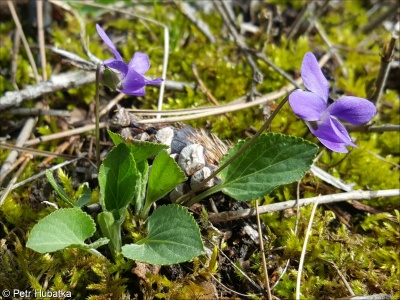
96;24;163;96
26;27;374;266
28;24;204;265
288;52;376;153
94;24;163;167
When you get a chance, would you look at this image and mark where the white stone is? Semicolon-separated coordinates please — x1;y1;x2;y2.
178;144;205;176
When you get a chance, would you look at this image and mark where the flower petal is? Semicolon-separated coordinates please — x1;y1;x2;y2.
301;52;329;102
307;113;344;144
104;59;129;76
118;87;146;96
128;52;150;75
317;137;349;153
330;117;356;147
327;96;376;124
120;68;145;94
307;112;356;153
289;90;326;121
144;77;164;85
96;24;123;61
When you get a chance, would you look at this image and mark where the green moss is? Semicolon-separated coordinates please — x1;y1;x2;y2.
0;36;12;69
318;137;399;209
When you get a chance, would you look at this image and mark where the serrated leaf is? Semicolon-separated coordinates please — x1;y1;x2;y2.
143;150;186;215
26;208;95;253
108;130;125;145
45;170;74;207
98;143;137;218
217;133;318;201
122;204;204;265
108;130;168;162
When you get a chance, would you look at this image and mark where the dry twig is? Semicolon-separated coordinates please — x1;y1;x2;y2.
208;189;400;223
368;33;398;104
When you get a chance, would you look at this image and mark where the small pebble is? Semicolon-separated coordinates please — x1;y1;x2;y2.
155;127;174;151
178;144;205;176
190;166;214;190
169;182;190;202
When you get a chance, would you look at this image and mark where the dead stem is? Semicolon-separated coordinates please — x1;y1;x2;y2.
296;196;320;299
95;63;101;169
208;189;400;223
368;33;399;104
37;0;47;81
255;200;272;299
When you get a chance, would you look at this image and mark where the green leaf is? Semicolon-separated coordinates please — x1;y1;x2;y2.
76;183;92;207
143;150;186;216
122;205;204;265
103;66;122;90
98;143;138;218
108;130;168;162
133;160;149;215
97;211;121;254
26;208;95;253
217;133;318;201
108;130;125;145
45;170;74;207
86;237;110;249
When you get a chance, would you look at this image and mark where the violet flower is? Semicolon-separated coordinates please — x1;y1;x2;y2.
289;52;376;153
96;24;163;96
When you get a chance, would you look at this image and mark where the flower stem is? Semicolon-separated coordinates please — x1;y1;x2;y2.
95;63;102;169
178;94;290;207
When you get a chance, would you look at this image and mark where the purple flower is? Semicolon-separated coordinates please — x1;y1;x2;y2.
289;52;376;153
96;24;163;96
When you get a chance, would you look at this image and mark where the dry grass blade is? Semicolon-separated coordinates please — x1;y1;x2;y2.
23;122;108;147
0;154;32;207
0;143;77;160
296;196;320;299
0;118;37;177
0;157;83;202
208;273;259;298
255;200;272;299
37;0;47;81
7;1;39;82
217;247;268;298
0;155;27;185
319;258;355;296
